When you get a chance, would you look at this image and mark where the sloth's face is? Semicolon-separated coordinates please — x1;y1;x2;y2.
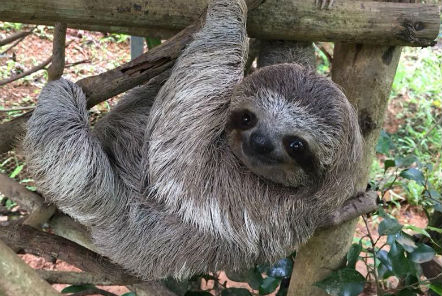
226;64;349;188
226;96;322;188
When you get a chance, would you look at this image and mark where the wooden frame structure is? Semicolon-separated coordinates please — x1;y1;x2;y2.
0;0;440;295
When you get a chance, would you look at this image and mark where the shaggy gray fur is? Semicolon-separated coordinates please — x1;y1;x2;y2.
257;40;315;68
24;0;362;280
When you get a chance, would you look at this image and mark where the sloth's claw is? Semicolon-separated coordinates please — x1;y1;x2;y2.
315;0;334;9
319;190;379;229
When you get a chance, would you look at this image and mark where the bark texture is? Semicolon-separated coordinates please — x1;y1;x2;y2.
0;240;61;296
0;224;141;284
0;0;439;46
47;23;67;81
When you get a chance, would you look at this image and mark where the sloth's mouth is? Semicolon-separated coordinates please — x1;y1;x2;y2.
242;142;283;166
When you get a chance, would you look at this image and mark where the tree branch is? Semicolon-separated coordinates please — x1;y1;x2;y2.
0;106;35;112
47;23;67;81
0;239;62;296
0;223;143;285
0;173;55;227
0;56;52;87
0;27;35;46
37;270;127;286
0;173;45;213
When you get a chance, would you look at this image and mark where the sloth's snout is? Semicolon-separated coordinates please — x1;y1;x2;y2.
249;132;274;155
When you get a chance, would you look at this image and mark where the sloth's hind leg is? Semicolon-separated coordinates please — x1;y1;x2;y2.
24;79;125;226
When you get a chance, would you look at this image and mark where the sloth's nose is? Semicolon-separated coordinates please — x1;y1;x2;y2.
249;132;274;154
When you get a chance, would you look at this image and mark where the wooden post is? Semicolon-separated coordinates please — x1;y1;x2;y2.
287;44;402;296
47;23;67;81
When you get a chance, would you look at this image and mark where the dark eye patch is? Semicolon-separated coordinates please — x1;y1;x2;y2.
283;135;320;177
228;109;257;131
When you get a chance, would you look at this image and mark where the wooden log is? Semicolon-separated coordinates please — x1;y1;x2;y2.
0;240;61;296
0;224;142;285
0;29;34;46
287;44;403;296
37;270;132;286
0;0;439;46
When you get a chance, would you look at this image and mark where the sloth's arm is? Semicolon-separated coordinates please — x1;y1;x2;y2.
92;73;170;192
143;0;248;187
24;79;124;226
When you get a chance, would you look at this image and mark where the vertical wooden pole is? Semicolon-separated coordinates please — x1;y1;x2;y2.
47;22;67;81
287;44;402;296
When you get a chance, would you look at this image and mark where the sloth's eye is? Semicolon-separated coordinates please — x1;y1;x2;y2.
242;112;252;126
229;109;257;130
283;136;308;158
289;140;304;152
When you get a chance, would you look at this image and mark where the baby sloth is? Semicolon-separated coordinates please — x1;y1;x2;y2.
24;0;362;280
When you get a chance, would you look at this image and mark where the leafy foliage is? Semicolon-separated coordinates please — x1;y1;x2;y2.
61;284;96;293
315;268;365;296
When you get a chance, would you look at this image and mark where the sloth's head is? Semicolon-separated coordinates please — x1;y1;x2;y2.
227;63;361;188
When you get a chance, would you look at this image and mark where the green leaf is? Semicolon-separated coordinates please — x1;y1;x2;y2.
9;164;24;178
377;262;393;279
314;268;365;296
403;225;432;238
184;291;213;296
427;189;441;199
377;250;393;272
121;293;137;296
427;226;442;234
267;258;293;279
346;243;362;269
376;130;393;155
146;37;161;49
396;288;419;296
5;199;16;210
409;243;435;263
399;168;425;185
221;288;252;296
378;218;403;235
395;232;417;253
259;277;280;295
394;155;418;167
429;283;442;295
388;242;410;277
384;159;396;172
377;206;388;218
61;284;96;293
226;268;263;290
256;264;270;274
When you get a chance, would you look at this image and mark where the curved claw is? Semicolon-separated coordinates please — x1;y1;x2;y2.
319;190;379;229
315;0;334;9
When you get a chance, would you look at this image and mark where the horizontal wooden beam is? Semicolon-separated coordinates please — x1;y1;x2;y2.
0;0;439;46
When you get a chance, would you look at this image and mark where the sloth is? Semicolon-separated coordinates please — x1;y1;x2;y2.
24;0;363;280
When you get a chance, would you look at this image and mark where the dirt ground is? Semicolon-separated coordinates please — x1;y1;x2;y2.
0;25;436;295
